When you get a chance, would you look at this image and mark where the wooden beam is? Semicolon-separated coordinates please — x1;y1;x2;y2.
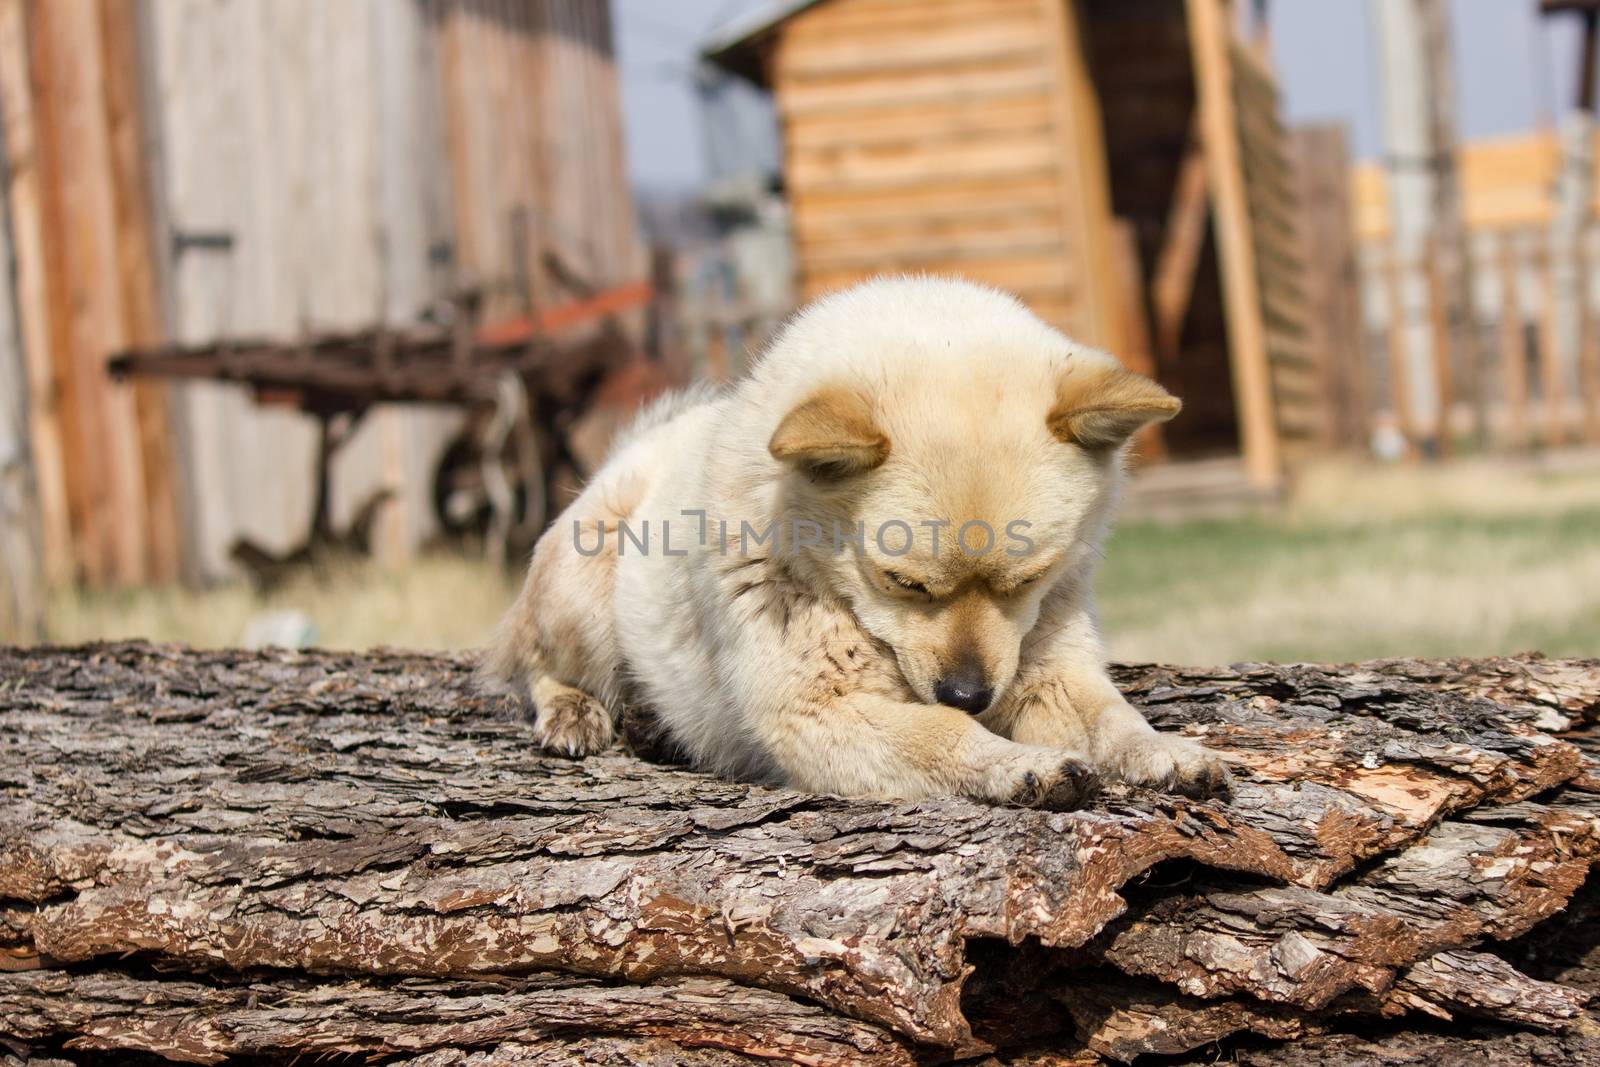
1109;218;1166;461
1039;0;1123;352
99;0;182;584
1185;0;1281;488
0;71;44;641
1581;226;1600;439
1416;0;1488;448
25;0;151;585
1149;118;1210;368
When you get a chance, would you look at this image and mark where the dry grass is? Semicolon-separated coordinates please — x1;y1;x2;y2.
1100;455;1600;665
47;553;516;652
42;456;1600;667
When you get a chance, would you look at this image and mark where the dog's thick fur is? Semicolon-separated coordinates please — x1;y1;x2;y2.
482;277;1230;807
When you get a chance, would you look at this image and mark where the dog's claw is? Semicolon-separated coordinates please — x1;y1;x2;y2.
1040;758;1101;810
530;685;615;758
1172;760;1233;800
1004;756;1099;810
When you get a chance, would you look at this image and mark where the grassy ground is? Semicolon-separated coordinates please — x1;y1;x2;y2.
43;457;1600;666
1100;458;1600;664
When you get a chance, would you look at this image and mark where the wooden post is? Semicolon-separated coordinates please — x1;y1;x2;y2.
1149;119;1210;370
1537;233;1571;446
1544;6;1600;444
1186;0;1281;488
1109;219;1166;462
1581;229;1600;439
1424;235;1455;455
1496;231;1531;449
100;0;183;583
0;98;45;641
1414;0;1488;449
1372;0;1445;454
1382;240;1417;456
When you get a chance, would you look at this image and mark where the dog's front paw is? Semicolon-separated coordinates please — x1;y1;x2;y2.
530;679;615;757
984;746;1101;811
1111;731;1232;799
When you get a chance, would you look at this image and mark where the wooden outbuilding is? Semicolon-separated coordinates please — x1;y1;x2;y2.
0;0;643;587
705;0;1316;487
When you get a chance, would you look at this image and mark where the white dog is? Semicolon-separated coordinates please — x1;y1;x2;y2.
482;276;1230;807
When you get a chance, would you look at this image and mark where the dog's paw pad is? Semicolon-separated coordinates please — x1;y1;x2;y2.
1118;733;1233;801
1008;769;1048;807
1005;756;1099;810
532;689;614;758
1039;758;1100;810
1171;757;1233;800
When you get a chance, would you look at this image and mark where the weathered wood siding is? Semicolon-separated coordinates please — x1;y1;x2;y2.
0;0;183;586
432;0;642;322
2;0;639;587
772;0;1120;344
143;0;464;579
1084;0;1239;456
1229;39;1317;449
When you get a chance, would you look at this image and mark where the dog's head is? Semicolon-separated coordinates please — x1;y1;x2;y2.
763;279;1178;713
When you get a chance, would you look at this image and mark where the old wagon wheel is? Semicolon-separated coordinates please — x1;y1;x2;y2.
432;373;545;565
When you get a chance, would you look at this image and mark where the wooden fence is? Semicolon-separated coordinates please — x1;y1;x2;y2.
1352;130;1600;453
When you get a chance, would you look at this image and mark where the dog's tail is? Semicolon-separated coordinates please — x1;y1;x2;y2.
475;579;543;715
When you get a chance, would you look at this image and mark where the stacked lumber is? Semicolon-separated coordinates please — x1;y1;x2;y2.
1;643;1597;1065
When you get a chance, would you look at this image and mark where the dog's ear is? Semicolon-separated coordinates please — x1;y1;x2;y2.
1047;365;1181;450
769;387;889;478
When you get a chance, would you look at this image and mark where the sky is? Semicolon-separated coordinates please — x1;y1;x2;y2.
612;0;1588;194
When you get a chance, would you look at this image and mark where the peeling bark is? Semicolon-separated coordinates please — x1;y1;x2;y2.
1;643;1597;1065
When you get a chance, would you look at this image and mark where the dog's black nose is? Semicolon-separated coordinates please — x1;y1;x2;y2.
935;668;993;714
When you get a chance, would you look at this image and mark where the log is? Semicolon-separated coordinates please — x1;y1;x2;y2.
0;642;1597;1066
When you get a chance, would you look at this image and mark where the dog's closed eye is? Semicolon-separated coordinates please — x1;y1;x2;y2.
1002;571;1048;595
883;570;930;596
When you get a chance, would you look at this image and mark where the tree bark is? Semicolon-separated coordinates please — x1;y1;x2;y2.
0;643;1596;1065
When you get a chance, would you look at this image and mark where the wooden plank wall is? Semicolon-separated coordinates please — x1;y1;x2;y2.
143;0;463;580
771;0;1117;343
1082;0;1240;457
3;0;642;589
1351;130;1600;242
1227;34;1319;453
0;0;182;587
431;0;643;323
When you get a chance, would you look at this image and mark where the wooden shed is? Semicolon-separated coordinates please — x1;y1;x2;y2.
705;0;1314;487
0;0;642;587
